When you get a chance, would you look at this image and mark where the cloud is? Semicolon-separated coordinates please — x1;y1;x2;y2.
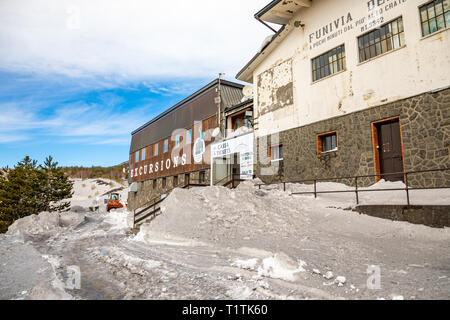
0;0;273;81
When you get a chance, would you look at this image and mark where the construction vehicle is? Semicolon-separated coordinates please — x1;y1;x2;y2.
106;192;124;212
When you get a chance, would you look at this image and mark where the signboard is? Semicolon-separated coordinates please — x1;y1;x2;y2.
211;133;254;180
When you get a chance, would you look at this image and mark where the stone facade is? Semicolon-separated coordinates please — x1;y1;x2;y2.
256;88;450;188
128;169;211;211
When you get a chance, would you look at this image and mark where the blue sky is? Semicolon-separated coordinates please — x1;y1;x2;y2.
0;0;273;168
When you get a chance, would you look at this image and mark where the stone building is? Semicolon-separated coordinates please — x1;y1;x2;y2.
128;79;244;210
236;0;450;187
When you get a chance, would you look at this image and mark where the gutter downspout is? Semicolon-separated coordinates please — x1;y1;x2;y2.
255;16;278;33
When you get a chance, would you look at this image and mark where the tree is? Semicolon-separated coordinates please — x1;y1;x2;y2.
0;156;74;233
38;156;74;213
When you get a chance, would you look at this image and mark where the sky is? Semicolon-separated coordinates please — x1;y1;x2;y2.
0;0;275;168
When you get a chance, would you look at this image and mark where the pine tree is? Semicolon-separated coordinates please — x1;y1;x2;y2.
38;156;74;213
0;156;41;230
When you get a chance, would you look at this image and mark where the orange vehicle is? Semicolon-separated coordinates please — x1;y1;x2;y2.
106;192;124;212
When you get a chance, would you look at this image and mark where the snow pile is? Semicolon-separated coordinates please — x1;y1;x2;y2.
136;179;450;248
256;253;306;282
103;208;132;231
7;211;86;237
231;258;259;271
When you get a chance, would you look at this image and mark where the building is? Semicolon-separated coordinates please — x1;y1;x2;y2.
237;0;450;187
128;79;244;210
211;99;255;185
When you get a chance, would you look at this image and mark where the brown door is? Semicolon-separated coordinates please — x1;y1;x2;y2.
376;119;404;181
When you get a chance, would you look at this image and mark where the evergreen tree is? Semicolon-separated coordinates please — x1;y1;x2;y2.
0;156;74;233
38;156;73;212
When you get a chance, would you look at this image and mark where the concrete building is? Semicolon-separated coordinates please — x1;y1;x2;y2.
237;0;450;187
128;79;244;210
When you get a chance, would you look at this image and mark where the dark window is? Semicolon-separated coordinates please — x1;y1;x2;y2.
420;0;450;37
173;175;178;186
162;177;166;188
200;171;206;183
153;179;157;189
358;17;405;63
270;145;283;161
318;132;338;153
312;44;346;82
185;173;190;184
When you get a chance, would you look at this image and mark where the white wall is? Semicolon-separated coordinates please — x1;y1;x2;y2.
253;0;450;138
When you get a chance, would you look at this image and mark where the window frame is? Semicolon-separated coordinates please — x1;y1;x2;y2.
419;0;450;37
317;131;339;154
141;148;146;161
135;151;140;163
164;139;169;153
154;143;159;156
175;135;181;148
269;144;283;162
357;16;405;63
186;128;193;144
311;44;346;83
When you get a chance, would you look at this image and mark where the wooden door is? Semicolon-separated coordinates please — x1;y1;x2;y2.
376;120;404;181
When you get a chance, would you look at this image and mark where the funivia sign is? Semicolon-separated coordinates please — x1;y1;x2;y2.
308;0;407;49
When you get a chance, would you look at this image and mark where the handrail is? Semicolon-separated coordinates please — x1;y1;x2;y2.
256;168;450;206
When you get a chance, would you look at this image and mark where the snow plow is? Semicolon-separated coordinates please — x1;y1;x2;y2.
106;192;124;212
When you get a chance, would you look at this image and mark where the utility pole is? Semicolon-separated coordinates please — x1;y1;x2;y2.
217;73;225;138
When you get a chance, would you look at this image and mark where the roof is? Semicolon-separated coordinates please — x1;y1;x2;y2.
236;0;311;82
129;79;244;154
132;79;244;136
225;99;253;115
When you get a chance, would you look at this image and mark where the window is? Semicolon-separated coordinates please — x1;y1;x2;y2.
200;171;206;183
162;177;166;188
312;44;346;82
135;151;140;163
317;132;338;154
185;173;190;184
154;143;159;156
269;145;283;162
358;17;405;63
186;129;192;144
173;175;178;186
175;135;181;148
164;139;169;153
141;148;146;161
420;0;450;36
153;179;157;189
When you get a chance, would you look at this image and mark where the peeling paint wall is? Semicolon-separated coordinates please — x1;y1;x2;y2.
252;0;450;138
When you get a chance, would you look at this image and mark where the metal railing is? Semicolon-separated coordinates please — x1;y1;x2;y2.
256;168;450;206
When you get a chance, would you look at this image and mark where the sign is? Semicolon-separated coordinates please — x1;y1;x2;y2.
211;133;254;180
193;138;206;163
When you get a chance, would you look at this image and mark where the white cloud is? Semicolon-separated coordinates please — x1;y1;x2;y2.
0;0;273;81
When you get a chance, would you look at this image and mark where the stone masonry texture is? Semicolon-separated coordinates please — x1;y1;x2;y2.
256;88;450;188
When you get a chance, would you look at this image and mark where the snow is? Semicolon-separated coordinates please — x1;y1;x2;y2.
256;253;307;282
1;177;449;300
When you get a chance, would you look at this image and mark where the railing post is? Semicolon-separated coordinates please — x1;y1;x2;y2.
133;209;136;228
314;180;317;198
283;182;286;192
355;176;359;205
405;172;410;206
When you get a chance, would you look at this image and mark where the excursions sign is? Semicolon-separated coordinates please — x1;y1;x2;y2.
308;0;408;50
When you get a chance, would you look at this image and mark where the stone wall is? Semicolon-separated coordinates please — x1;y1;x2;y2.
128;169;211;211
256;87;450;188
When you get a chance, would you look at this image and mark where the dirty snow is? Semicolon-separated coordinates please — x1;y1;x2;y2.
1;178;449;300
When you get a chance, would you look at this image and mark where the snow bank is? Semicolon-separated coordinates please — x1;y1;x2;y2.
7;211;86;237
257;253;306;282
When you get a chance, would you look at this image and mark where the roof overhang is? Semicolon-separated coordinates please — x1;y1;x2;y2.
236;25;290;83
255;0;311;25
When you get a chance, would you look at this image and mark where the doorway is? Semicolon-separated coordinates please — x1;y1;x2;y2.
372;118;404;182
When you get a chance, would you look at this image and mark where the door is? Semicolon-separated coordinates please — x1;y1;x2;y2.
376;119;404;181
